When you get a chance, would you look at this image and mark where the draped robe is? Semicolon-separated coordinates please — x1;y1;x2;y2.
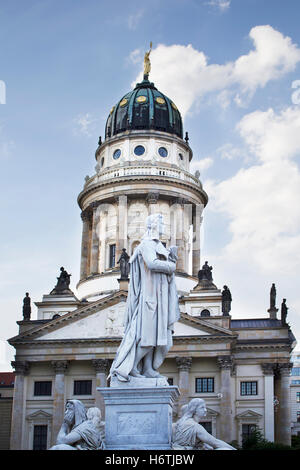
110;239;180;381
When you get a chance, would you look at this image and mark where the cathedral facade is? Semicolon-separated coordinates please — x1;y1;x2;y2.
8;67;296;450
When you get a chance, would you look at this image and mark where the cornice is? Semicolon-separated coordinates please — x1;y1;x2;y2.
179;312;236;337
233;338;292;352
77;174;208;209
10;334;235;348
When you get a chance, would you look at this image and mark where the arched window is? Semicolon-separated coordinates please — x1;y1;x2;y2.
200;309;210;317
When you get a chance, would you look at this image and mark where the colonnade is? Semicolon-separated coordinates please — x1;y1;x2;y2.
79;194;203;281
10;358;293;449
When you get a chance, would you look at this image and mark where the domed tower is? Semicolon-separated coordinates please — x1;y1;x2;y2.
76;54;208;301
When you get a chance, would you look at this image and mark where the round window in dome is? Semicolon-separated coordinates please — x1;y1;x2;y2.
120;98;128;107
156;97;166;105
136;95;147;103
179;153;184;161
113;149;121;160
158;147;168;158
134;145;145;156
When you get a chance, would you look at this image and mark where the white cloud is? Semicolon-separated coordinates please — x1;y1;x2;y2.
210;105;300;275
128;48;143;65
217;143;242;160
131;26;300;118
127;10;144;30
206;0;231;12
233;25;300;93
73;113;97;137
191;157;214;174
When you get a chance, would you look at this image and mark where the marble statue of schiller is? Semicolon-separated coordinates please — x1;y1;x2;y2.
109;213;180;382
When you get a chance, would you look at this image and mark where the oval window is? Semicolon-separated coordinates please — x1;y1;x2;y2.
134;145;145;156
179;153;184;161
113;149;121;160
136;95;147;103
100;157;104;167
120;98;128;107
158;147;168;158
156;97;166;105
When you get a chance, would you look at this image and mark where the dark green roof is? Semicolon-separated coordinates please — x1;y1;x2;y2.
105;79;183;139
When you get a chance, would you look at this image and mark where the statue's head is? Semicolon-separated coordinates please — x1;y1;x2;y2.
143;213;165;240
184;398;207;421
87;407;101;428
60;267;64;272
65;400;87;429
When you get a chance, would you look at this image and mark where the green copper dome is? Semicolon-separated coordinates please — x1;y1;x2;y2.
105;79;183;139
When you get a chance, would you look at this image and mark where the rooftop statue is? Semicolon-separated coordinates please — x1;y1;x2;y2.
49;400;104;450
144;41;152;79
281;298;288;326
50;267;72;295
270;283;276;309
172;398;235;450
222;285;232;316
117;248;130;280
109;213;180;382
198;261;213;282
22;292;31;321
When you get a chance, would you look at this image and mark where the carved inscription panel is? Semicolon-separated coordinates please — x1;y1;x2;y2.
117;411;156;436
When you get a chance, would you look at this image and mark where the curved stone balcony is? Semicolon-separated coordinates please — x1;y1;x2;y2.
83;163;203;189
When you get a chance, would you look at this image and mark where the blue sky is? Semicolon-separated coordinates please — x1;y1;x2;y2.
1;0;300;369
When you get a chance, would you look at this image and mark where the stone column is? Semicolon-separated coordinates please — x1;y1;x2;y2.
175;199;185;272
146;192;159;215
80;209;91;279
217;356;234;442
277;363;293;446
261;363;275;441
176;357;192;412
192;204;204;276
51;360;69;446
10;361;30;450
92;359;110;419
90;203;100;275
117;195;128;256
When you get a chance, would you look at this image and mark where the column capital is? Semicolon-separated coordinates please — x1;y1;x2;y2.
217;355;233;370
261;363;276;375
175;197;189;206
11;360;30;375
51;360;69;374
276;362;293;377
146;192;159;204
175;356;192;371
81;208;92;222
92;359;110;373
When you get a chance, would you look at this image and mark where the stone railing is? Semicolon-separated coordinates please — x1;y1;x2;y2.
84;165;202;188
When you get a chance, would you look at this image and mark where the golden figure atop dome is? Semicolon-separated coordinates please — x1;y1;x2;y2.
144;41;152;79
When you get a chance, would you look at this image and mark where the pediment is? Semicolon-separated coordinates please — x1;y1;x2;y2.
177;312;234;337
236;410;262;419
9;292;234;344
26;410;52;420
9;291;128;343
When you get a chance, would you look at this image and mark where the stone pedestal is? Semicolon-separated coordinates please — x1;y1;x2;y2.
98;384;179;450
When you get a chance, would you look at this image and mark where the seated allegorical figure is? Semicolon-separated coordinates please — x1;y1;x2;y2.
172;398;236;450
49;400;105;450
